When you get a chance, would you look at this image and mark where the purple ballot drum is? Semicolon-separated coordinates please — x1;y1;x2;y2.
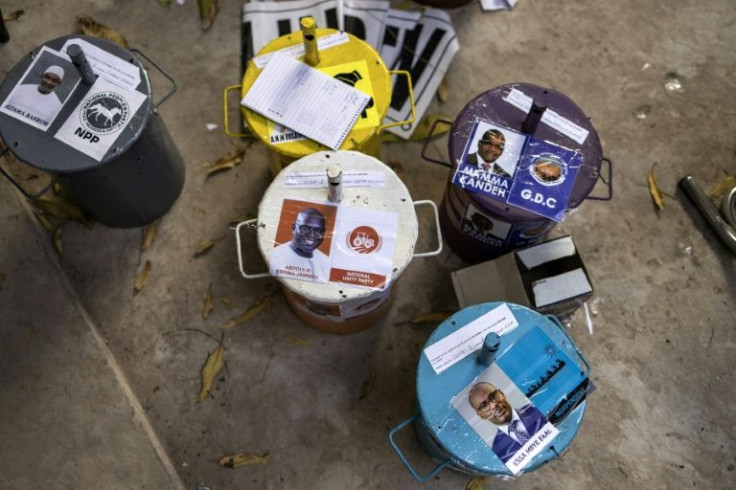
422;83;612;263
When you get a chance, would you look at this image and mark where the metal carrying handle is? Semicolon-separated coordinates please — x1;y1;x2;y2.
130;48;177;109
235;219;271;279
420;118;454;168
388;413;452;483
585;156;613;201
0;146;59;199
223;84;252;138
412;200;443;258
546;314;591;375
378;70;416;133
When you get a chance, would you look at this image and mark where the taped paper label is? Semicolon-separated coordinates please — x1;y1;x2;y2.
505;88;590;144
424;304;519;374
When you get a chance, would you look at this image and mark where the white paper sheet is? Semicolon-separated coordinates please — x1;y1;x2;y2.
517;236;576;269
60;38;141;91
252;32;350;69
532;268;592;307
384;9;460;139
423;303;519;375
54;77;147;161
283;170;385;188
241;53;369;150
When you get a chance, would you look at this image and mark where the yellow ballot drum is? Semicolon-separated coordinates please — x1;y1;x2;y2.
224;20;414;177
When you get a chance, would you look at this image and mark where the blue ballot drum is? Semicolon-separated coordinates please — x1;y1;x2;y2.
389;302;592;481
421;83;612;263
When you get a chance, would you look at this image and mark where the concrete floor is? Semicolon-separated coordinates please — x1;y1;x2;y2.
1;0;734;489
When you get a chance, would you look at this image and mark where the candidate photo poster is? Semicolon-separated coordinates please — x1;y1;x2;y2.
0;46;81;131
451;363;559;475
460;119;527;178
271;199;338;284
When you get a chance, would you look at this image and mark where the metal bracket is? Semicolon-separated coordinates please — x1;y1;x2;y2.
388;413;452;483
412;200;443;258
235;219;270;279
420;118;454;168
585;156;613;201
130;48;177;109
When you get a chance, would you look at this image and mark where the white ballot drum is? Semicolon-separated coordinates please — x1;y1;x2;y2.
389;302;592;481
236;150;442;334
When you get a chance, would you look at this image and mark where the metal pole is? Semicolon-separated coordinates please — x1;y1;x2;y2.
679;176;736;254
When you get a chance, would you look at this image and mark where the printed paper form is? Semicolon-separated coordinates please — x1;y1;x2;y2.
241;53;370;150
423;303;519;375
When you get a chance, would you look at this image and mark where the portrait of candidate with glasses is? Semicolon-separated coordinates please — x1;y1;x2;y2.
469;381;548;463
270;207;331;283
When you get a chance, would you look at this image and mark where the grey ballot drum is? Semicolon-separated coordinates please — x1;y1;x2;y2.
0;35;184;228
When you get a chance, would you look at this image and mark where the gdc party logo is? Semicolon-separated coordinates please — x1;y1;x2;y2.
81;92;129;134
347;226;381;254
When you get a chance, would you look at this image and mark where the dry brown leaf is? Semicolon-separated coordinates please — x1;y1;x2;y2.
34;195;86;223
202;285;214;319
141;220;159;252
3;9;24;22
400;311;453;325
77;15;130;49
52;227;63;257
34;210;57;231
134;260;152;293
285;335;308;346
466;477;491;490
709;175;736;200
221;296;234;308
358;369;376;401
198;0;220;31
218;452;270;468
387;158;406;176
198;345;224;402
193;239;215;257
206;148;245;178
436;77;449;103
647;163;664;211
220;292;276;331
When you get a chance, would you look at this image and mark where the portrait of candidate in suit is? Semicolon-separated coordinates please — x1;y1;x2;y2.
468;381;548;463
461;122;526;179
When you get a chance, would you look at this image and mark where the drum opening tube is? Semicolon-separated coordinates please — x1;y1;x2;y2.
679;175;736;254
301;17;320;66
521;100;547;135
